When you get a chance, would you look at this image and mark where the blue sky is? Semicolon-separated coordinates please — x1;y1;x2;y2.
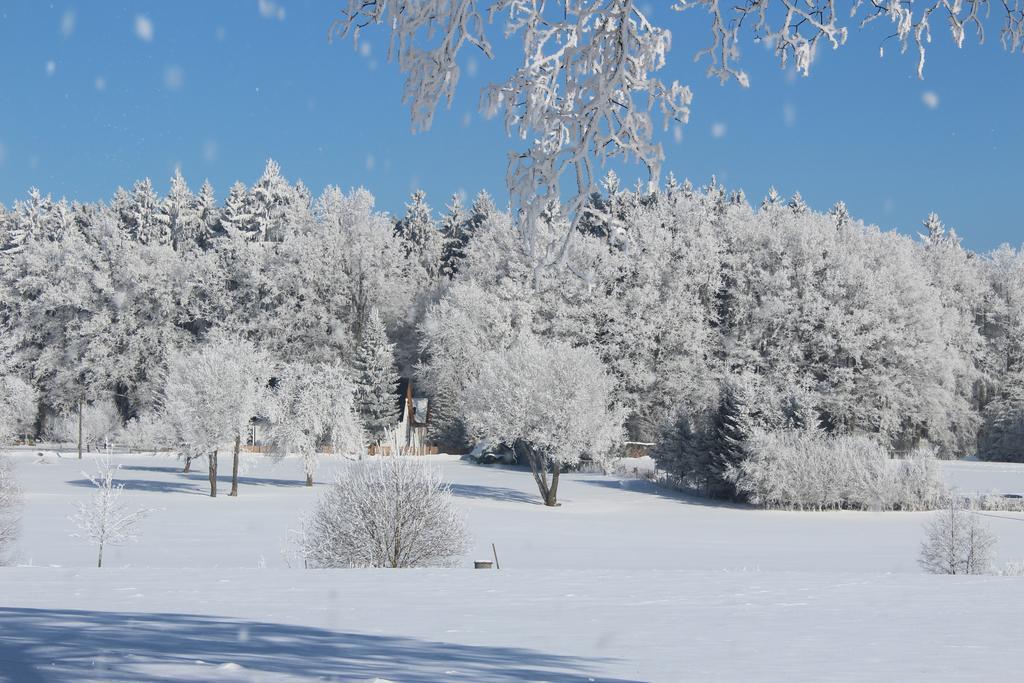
0;1;1020;251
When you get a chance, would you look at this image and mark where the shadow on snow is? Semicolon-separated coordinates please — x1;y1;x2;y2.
0;607;636;683
447;483;541;505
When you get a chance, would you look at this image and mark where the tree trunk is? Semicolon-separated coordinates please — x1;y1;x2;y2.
97;543;103;568
546;463;560;507
77;400;83;460
183;456;192;473
306;472;314;487
208;449;218;498
519;442;551;505
229;433;241;497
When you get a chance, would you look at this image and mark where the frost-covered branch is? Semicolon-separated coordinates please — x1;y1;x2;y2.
331;0;1022;270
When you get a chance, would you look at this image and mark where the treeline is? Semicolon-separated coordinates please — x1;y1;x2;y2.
1;163;1022;501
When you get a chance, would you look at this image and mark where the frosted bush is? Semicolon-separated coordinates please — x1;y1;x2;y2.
0;375;38;446
735;430;947;511
998;561;1024;577
302;457;469;568
120;412;175;453
0;459;21;564
919;499;997;575
50;401;121;450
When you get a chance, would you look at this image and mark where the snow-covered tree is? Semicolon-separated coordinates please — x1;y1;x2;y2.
788;192;809;215
162;336;270;497
302;457;469;568
333;0;1023;278
266;362;364;486
50;400;121;453
250;159;296;242
978;374;1024;462
709;374;760;499
0;375;38;445
919;498;997;575
120;412;176;454
158;169;201;250
464;333;623;506
439;194;469;279
122;178;166;245
395;190;442;278
71;456;151;568
0;459;21;565
220;181;256;240
829;200;850;228
353;309;400;441
194;180;221;247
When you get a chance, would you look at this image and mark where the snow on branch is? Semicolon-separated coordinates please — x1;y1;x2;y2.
683;0;1024;82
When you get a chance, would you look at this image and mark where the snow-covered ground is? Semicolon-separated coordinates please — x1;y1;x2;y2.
2;450;1024;681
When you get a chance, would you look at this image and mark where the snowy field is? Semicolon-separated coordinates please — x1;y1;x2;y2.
3;450;1024;681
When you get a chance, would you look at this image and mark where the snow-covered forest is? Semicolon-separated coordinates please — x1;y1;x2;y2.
2;162;1023;502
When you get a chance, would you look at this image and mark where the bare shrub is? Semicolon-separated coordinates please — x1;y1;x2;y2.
302;457;470;568
919;498;997;575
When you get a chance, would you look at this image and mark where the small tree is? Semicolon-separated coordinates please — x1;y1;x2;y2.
0;459;21;565
302;457;469;568
266;362;364;486
919;498;997;575
464;334;622;506
353;309;399;441
162;336;270;497
71;456;150;568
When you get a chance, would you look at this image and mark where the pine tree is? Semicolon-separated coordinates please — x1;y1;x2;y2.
788;191;809;215
439;194;469;279
921;212;945;245
159;169;201;250
195;180;220;246
354;309;400;440
663;171;680;199
395;190;442;277
829;200;850;228
465;189;495;240
709;376;755;498
221;181;256;240
124;178;166;245
761;186;782;211
250;159;294;242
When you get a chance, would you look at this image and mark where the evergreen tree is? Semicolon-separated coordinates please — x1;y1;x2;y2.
760;186;782;211
921;212;945;245
439;194;469;279
788;191;809;215
353;308;400;440
250;159;294;242
195;180;220;246
395;190;442;277
124;178;166;245
159;169;201;250
829;200;850;228
709;375;756;498
221;181;256;240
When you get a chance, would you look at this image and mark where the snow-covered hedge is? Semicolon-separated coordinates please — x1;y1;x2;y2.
732;430;946;511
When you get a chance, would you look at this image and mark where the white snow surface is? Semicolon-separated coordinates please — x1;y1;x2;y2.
1;450;1024;681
